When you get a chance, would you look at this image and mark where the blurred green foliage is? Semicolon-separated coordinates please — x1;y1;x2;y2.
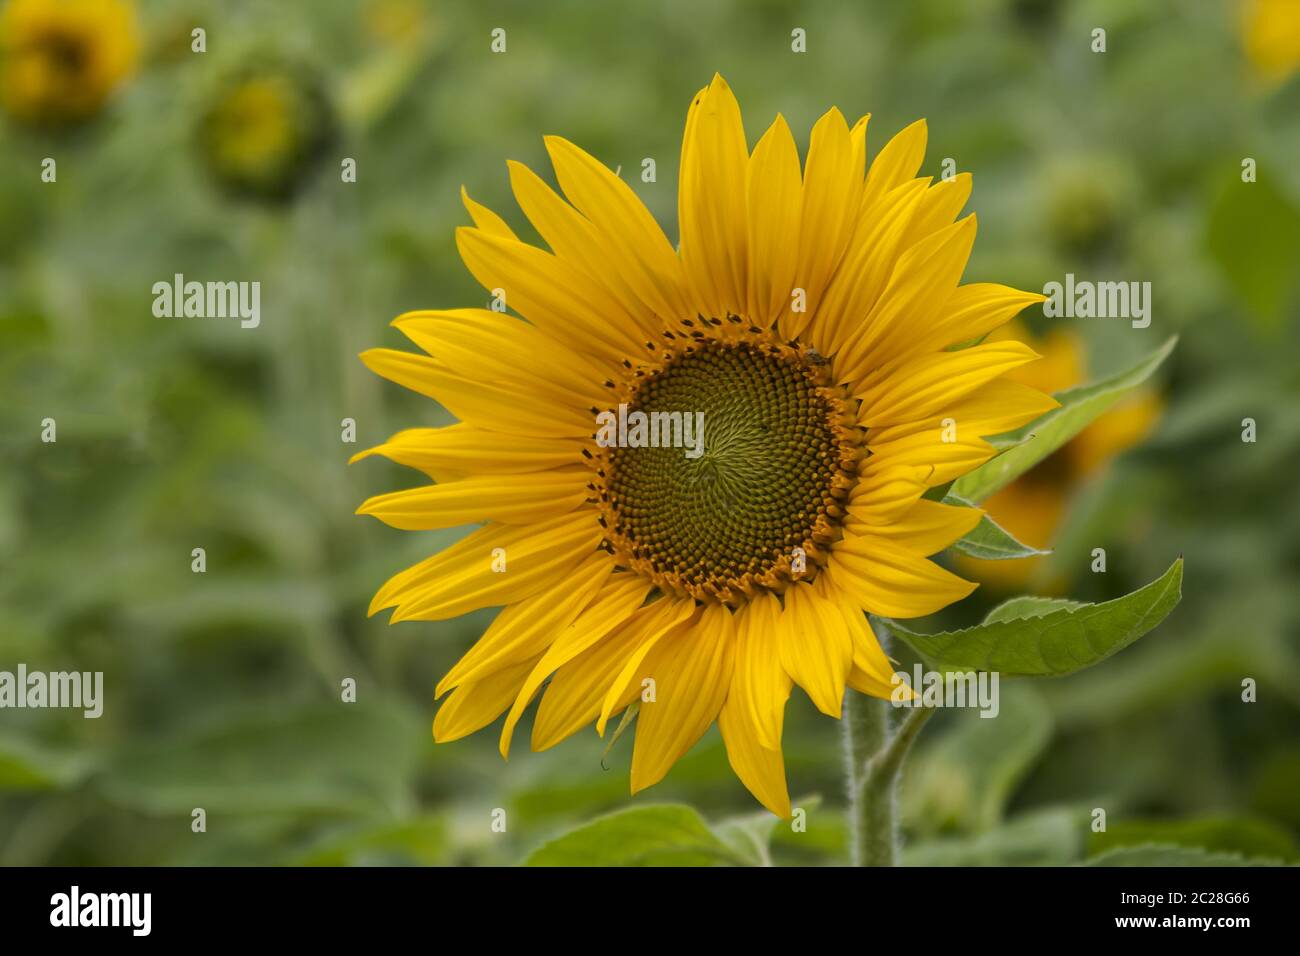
1;0;1298;866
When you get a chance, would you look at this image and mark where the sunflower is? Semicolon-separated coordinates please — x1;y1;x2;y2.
0;0;137;127
196;61;335;203
1242;0;1300;85
962;322;1161;590
355;75;1056;816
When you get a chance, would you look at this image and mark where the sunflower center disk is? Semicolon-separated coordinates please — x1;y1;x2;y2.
598;338;860;603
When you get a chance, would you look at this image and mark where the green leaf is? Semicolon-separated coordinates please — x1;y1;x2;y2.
984;596;1084;624
881;558;1183;677
523;804;743;867
944;493;1050;560
1086;844;1288;867
1205;174;1300;331
0;734;95;791
1089;815;1299;862
712;811;781;867
951;336;1177;502
921;479;955;502
714;795;822;866
292;816;449;866
903;807;1088;866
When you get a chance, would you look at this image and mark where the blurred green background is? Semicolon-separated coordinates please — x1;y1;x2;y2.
1;0;1298;866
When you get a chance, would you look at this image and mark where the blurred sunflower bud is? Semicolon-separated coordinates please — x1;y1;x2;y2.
960;322;1162;591
1008;0;1059;32
195;60;336;203
1041;158;1135;259
1241;0;1300;85
0;0;138;127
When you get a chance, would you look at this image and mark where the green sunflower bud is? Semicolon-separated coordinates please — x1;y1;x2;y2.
195;59;336;203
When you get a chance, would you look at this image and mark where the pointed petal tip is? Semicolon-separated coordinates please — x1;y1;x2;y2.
628;770;658;796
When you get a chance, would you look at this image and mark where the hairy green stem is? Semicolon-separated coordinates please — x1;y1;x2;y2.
843;691;936;867
842;688;888;866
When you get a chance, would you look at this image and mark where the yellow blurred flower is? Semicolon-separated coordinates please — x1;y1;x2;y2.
0;0;137;126
196;63;335;202
1242;0;1300;85
363;0;434;51
963;323;1162;590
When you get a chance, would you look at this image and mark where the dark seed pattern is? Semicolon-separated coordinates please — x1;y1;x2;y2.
594;336;861;603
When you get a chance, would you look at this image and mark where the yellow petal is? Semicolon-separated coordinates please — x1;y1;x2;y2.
506;160;662;340
460;185;517;240
545;134;692;322
856;339;1041;427
855;497;983;556
357;468;590;530
860;118;927;212
822;578;902;698
745;113;802;325
718;689;792;818
529;594;680;752
349;424;584;482
731;592;790;749
437;551;613;697
781;107;863;341
811;178;929;354
433;655;538;743
498;571;650;757
596;597;698;735
901;172;972;248
454;226;646;361
915;283;1048;355
837;214;980;383
630;603;736;793
868;378;1059;447
863;428;997;487
358;348;592;437
370;512;603;622
828;533;977;619
777;577;853;717
678;74;749;318
393;308;607;407
845;465;930;525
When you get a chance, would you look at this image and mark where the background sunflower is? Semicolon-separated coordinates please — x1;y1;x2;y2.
1;0;1298;866
958;320;1162;592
